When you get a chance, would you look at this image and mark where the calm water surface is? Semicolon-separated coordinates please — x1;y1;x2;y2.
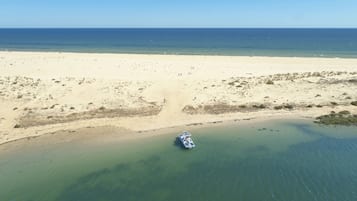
1;29;357;57
1;120;357;201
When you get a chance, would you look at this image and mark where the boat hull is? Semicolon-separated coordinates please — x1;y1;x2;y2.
178;131;196;149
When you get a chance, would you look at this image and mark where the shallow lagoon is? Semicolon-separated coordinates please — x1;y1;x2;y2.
1;120;357;201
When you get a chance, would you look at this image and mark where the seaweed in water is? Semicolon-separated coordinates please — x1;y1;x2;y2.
314;111;357;126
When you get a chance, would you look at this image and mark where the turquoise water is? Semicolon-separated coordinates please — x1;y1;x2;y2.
1;120;357;201
1;29;357;57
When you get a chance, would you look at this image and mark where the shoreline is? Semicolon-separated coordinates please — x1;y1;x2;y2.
2;49;357;59
0;108;353;148
1;51;356;146
0;115;312;154
3;49;357;59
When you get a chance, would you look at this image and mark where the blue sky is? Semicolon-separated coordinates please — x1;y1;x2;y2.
1;0;357;28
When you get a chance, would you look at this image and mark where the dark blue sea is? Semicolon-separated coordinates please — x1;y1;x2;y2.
1;29;357;57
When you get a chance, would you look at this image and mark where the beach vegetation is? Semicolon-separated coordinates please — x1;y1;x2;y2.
182;105;195;113
312;72;322;77
349;79;357;83
253;104;267;109
14;124;21;128
283;104;294;109
273;104;294;110
228;81;236;86
330;102;338;106
266;80;274;85
339;110;351;115
315;111;357;126
274;105;283;110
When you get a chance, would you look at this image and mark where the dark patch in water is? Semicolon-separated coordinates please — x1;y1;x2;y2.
245;145;270;153
257;127;280;133
56;123;357;201
57;156;165;201
292;123;327;138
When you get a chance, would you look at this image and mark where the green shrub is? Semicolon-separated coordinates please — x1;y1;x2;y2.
274;105;283;110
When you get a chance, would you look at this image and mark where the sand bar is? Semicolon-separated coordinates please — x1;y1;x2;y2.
0;51;357;145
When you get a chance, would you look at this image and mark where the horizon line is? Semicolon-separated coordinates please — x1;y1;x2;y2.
1;27;357;29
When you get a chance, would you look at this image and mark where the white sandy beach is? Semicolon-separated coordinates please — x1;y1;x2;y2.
0;51;357;144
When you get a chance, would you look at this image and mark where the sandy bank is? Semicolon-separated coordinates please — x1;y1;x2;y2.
0;51;357;145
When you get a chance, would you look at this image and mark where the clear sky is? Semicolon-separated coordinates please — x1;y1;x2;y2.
1;0;357;28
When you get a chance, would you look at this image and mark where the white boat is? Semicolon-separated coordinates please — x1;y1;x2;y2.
178;131;196;149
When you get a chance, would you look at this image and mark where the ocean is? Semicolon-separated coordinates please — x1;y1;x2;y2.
1;120;357;201
0;28;357;57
